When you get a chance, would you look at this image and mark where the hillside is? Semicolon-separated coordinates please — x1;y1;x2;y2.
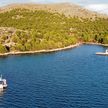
0;3;107;19
0;3;108;53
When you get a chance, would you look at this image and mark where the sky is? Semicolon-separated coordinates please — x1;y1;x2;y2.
0;0;108;14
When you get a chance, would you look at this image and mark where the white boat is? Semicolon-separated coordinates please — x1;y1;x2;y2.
0;75;7;89
96;49;108;55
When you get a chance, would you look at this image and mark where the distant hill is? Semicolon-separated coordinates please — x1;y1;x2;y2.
0;3;107;19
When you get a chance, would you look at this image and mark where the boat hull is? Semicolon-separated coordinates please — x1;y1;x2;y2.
3;84;7;88
96;52;108;56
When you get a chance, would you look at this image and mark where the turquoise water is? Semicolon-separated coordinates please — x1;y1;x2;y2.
0;45;108;108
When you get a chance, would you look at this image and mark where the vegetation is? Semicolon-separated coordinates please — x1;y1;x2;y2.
0;44;8;53
0;8;108;53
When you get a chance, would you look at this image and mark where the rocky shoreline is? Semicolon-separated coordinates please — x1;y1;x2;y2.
0;43;81;56
0;42;107;57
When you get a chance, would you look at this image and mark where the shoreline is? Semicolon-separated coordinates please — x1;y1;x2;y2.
83;42;108;46
0;43;81;56
0;42;107;57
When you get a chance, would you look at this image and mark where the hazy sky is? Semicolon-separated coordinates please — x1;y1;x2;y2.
0;0;108;14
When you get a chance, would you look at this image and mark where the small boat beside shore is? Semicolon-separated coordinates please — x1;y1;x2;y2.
96;49;108;56
0;75;7;90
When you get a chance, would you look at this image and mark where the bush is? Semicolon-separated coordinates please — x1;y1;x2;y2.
0;44;8;53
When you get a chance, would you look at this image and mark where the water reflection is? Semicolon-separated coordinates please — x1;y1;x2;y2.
0;90;3;96
0;88;6;97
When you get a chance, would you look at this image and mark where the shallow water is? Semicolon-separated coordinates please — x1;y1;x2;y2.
0;45;108;108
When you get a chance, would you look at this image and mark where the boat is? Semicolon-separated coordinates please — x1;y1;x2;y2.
96;49;108;56
0;75;7;89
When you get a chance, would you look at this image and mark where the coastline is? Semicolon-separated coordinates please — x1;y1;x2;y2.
0;43;81;56
0;42;107;57
83;42;108;47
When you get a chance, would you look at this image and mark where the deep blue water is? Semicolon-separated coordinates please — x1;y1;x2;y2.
0;45;108;108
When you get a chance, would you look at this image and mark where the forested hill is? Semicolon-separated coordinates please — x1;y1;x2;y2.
0;4;108;53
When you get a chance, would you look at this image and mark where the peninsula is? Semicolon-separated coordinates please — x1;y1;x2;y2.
0;3;108;56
